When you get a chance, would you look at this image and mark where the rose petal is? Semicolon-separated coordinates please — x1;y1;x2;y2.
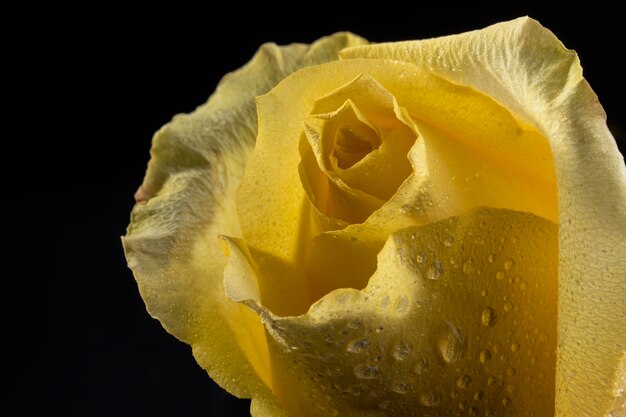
245;57;557;307
305;76;417;204
123;32;367;415
225;207;558;416
342;17;626;415
299;77;417;223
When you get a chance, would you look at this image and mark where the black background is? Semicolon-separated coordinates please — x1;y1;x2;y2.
7;4;624;417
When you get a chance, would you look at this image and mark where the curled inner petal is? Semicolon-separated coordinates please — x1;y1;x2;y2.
300;75;418;224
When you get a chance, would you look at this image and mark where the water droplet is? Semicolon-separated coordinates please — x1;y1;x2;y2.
413;358;429;374
419;390;441;407
443;236;454;247
392;382;410;394
347;339;370;353
480;350;492;364
474;391;484;401
488;253;496;263
487;376;497;386
392;340;411;361
350;385;364;396
439;321;466;363
377;400;390;410
504;302;513;312
506;367;517;377
416;251;426;264
348;319;362;329
449;255;460;269
502;397;511;407
462;260;476;274
481;307;496;326
376;325;384;333
457;374;472;390
394;296;409;314
519;281;527;291
354;364;379;379
504;259;515;270
496;271;505;281
511;342;520;352
427;260;444;280
481;289;488;297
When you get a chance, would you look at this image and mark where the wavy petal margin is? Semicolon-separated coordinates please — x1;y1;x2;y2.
342;16;626;417
123;32;367;416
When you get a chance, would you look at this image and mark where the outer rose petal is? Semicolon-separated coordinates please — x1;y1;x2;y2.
123;32;367;415
342;17;626;417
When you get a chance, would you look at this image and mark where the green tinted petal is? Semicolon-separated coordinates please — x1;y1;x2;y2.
123;32;367;416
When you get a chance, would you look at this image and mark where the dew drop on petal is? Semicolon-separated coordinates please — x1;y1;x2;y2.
427;260;444;280
439;321;465;363
416;251;426;264
354;364;379;379
392;340;411;361
457;374;472;390
479;350;492;364
481;307;496;327
347;319;362;329
392;382;410;394
419;390;441;407
504;258;515;270
413;358;429;374
347;338;370;353
462;260;476;275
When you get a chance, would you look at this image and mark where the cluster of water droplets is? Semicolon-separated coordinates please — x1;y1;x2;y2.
262;210;556;416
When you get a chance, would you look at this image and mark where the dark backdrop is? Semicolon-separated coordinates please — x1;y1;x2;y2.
7;5;624;417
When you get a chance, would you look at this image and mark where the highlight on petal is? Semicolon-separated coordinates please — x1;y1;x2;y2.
123;32;367;416
225;207;558;417
342;17;626;415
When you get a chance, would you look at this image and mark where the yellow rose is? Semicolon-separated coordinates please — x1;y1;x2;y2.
123;17;626;417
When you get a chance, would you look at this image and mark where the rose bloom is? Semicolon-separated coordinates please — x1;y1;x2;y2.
123;17;625;417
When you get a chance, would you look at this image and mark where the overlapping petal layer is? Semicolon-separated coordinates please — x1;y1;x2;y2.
123;33;367;415
342;17;626;416
225;207;558;417
240;57;556;312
